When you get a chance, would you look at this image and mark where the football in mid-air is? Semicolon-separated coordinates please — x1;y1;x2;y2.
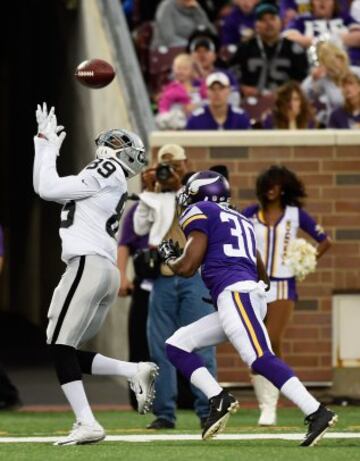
75;59;115;89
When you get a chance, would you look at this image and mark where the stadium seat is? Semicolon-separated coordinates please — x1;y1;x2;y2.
148;46;186;95
218;44;237;64
241;94;275;127
132;21;154;77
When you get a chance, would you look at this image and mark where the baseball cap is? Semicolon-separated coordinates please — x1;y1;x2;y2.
157;144;187;162
206;72;230;88
255;2;280;20
189;37;216;53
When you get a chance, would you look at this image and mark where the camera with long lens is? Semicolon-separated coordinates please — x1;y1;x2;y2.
155;163;174;181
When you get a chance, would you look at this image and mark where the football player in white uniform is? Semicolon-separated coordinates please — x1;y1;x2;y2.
33;104;158;446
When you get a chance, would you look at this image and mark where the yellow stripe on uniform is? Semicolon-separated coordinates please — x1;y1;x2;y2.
181;214;207;230
234;292;264;358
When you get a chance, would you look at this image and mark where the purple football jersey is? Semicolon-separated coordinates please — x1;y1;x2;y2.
186;105;251;130
287;13;360;65
280;0;311;17
179;201;258;302
221;6;256;45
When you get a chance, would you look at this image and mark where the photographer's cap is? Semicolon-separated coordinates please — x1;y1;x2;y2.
157;144;187;162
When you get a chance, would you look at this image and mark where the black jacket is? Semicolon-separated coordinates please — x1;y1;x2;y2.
230;35;309;91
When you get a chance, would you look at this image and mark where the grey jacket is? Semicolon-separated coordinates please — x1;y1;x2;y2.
151;0;216;49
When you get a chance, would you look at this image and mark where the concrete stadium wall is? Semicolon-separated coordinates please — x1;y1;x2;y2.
150;130;360;386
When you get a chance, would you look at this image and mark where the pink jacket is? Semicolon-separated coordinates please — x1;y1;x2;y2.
158;81;191;113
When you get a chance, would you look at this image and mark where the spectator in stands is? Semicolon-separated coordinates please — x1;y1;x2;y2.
280;0;311;27
262;80;316;128
198;0;232;22
156;53;204;129
122;0;135;29
284;0;360;66
186;72;251;129
328;72;360;128
280;0;351;25
132;0;161;24
151;0;216;49
230;2;308;98
351;0;360;23
187;30;241;106
220;0;260;45
301;41;360;125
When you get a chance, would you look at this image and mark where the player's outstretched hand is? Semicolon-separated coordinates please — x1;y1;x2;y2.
158;239;182;263
36;102;54;134
37;106;66;151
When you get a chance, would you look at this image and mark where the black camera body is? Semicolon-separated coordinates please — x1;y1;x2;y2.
155;163;174;181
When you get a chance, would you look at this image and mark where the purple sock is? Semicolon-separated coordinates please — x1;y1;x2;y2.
166;344;204;380
252;352;295;389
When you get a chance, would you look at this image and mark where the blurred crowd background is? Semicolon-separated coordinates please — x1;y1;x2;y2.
121;0;360;131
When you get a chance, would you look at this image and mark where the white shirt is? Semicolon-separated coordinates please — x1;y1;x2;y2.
33;137;128;264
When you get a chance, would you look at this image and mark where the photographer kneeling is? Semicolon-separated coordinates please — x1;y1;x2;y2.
134;144;216;430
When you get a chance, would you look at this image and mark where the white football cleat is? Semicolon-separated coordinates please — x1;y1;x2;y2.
54;420;105;446
129;362;159;415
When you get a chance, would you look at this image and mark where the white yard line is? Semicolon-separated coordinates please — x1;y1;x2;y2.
0;433;359;443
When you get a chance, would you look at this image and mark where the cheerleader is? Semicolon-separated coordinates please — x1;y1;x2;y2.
242;165;331;426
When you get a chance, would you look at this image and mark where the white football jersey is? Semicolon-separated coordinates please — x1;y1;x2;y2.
59;158;128;264
33;136;128;265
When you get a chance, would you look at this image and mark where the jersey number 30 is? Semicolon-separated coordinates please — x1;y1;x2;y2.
220;211;256;263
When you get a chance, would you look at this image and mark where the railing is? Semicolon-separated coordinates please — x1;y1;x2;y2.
99;0;155;148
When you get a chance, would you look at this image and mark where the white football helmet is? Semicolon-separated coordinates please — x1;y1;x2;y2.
95;128;146;178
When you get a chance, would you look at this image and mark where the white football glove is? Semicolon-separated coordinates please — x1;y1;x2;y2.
37;105;66;151
36;102;54;134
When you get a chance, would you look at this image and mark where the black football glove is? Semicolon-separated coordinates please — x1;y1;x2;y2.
158;239;182;263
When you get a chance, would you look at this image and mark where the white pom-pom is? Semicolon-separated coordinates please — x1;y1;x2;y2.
285;238;318;281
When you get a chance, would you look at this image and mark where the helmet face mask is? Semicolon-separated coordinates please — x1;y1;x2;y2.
177;170;230;213
95;128;146;178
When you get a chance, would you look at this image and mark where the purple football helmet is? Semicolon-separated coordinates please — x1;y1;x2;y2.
178;170;231;209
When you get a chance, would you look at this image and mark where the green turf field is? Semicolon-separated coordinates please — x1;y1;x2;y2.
0;406;359;461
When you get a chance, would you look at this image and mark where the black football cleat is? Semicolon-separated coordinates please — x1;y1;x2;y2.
202;390;239;440
300;404;338;447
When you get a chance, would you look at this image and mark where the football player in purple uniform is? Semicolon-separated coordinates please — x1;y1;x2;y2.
158;170;337;446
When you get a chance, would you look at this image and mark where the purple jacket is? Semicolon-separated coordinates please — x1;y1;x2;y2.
118;203;148;255
328;107;360;128
220;6;256;45
186;105;251;130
